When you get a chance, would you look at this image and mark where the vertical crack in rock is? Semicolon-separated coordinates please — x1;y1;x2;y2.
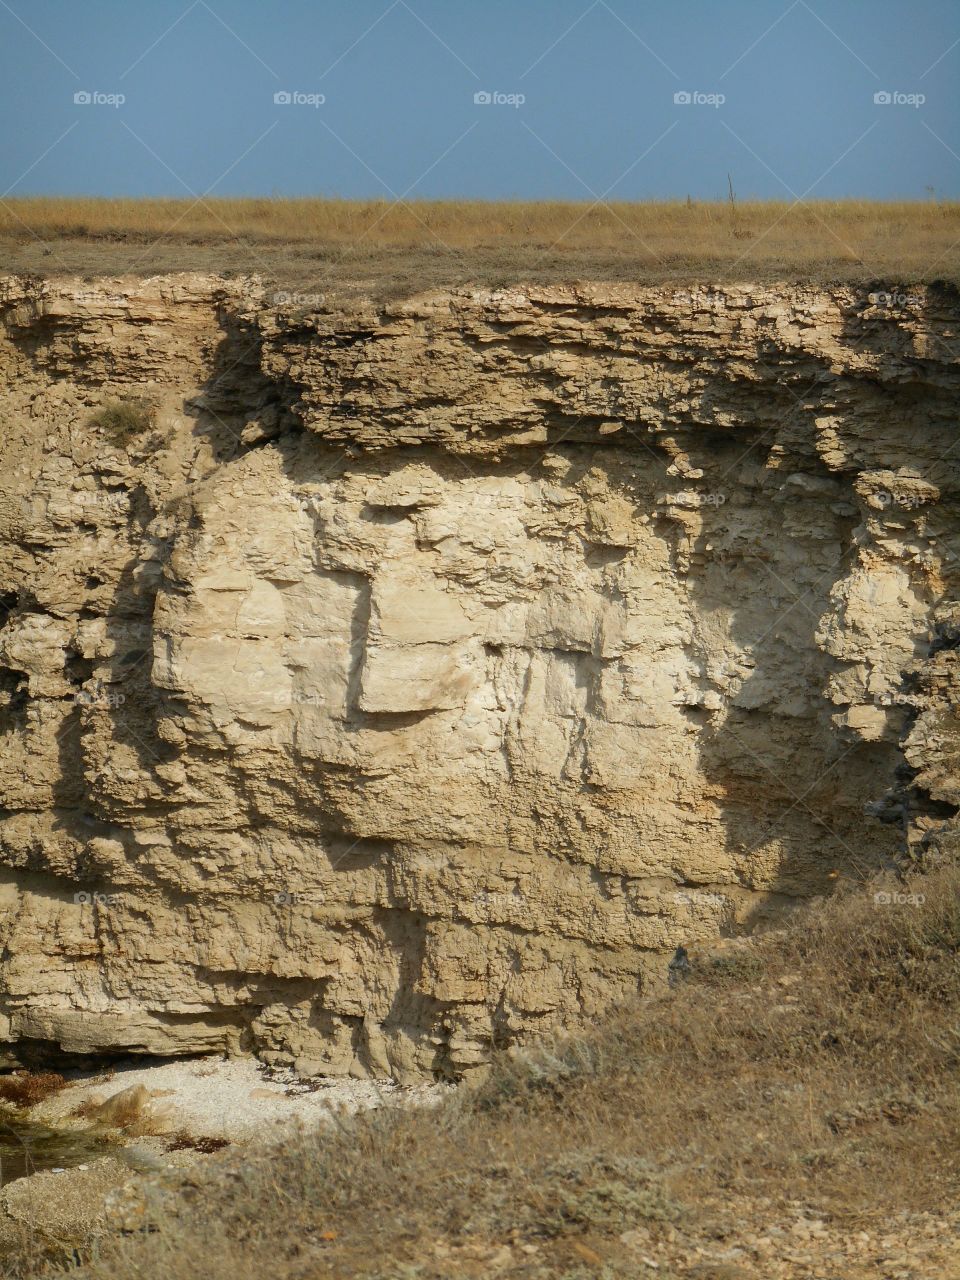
0;274;957;1080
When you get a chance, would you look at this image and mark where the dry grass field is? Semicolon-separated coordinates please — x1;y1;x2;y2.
7;864;960;1279
2;199;958;298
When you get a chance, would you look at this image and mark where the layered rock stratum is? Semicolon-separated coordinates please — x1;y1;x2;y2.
0;274;956;1080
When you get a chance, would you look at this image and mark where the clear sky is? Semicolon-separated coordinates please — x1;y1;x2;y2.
1;0;957;201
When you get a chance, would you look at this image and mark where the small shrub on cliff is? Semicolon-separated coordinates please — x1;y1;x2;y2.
86;398;154;445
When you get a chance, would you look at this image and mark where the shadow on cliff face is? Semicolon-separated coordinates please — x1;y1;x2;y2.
185;306;306;467
74;307;312;820
833;283;960;869
675;286;960;933
29;304;306;864
62;482;179;834
680;481;904;934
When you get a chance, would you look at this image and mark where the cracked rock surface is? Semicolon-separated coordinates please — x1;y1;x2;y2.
0;273;956;1079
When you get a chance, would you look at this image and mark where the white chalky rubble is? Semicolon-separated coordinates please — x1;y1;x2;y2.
0;274;956;1080
33;1056;447;1140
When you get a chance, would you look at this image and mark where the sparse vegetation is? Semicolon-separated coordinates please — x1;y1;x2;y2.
166;1132;230;1154
0;1074;66;1110
2;198;958;298
5;863;959;1278
85;399;154;446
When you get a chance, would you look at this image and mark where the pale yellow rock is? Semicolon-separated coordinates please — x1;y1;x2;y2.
0;274;955;1079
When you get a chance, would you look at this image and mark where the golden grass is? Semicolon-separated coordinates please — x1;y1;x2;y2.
2;199;958;295
1;196;956;252
8;863;960;1279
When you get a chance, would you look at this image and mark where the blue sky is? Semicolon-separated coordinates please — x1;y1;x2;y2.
1;0;957;200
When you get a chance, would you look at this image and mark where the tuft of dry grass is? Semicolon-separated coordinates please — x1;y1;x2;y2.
2;199;958;298
0;1074;66;1109
6;862;960;1279
85;399;155;446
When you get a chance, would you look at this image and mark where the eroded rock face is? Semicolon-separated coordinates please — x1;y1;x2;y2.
0;274;956;1079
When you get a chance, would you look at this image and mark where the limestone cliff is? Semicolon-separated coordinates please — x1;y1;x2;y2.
0;274;956;1080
